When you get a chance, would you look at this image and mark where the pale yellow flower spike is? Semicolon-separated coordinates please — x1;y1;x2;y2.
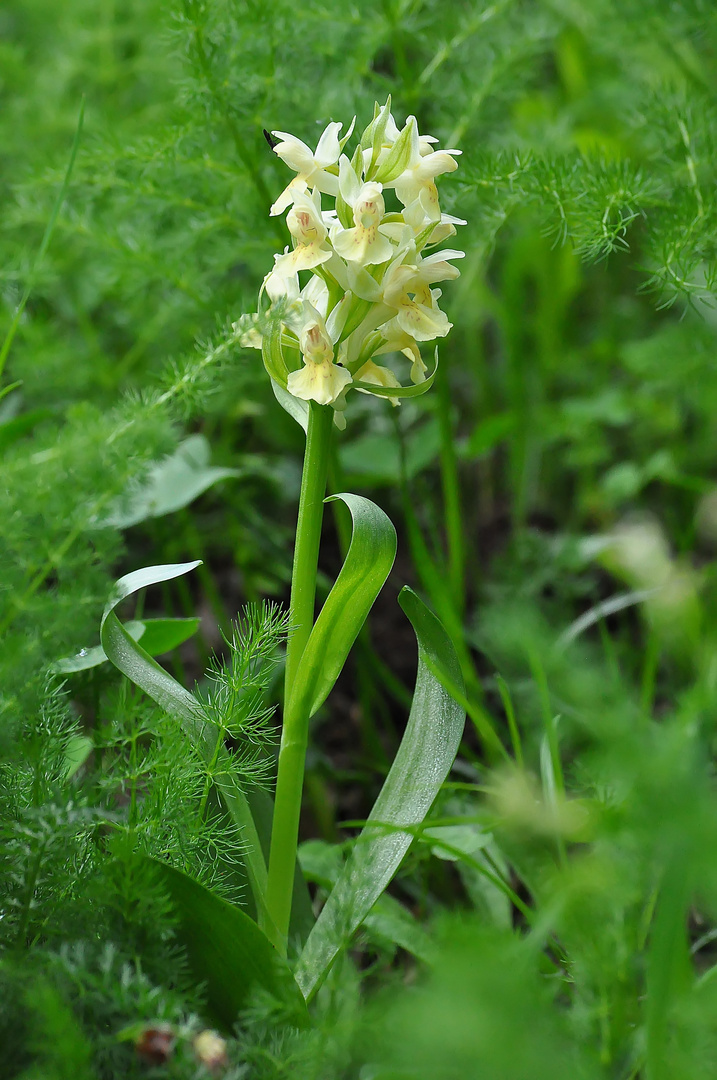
254;103;464;424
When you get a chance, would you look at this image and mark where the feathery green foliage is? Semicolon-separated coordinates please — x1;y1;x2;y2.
4;0;717;1076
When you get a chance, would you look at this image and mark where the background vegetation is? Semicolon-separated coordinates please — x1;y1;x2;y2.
3;0;717;1076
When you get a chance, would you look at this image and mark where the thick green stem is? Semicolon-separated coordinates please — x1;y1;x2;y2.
266;401;333;952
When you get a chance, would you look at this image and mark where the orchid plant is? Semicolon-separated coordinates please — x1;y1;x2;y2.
98;101;466;1012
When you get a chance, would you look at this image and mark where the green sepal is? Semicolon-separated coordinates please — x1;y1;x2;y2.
261;314;290;389
360;97;388;151
353;350;439;398
375;116;415;184
365;98;393;180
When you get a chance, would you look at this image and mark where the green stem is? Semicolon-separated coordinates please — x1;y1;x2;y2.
436;361;466;617
283;402;334;692
267;401;333;952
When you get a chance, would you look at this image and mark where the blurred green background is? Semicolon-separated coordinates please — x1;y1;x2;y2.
4;1;717;1077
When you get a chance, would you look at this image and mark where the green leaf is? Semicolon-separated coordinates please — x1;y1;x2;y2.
100;562;208;722
423;823;491;861
136;616;201;656
53;617;199;673
364;893;433;963
0;406;53;454
0;380;23;405
144;858;308;1029
248;788;316;953
339;419;441;487
461;411;516;459
289;494;397;720
101;435;240;528
63;734;93;780
294;587;465;1000
99;562;277;945
53;621;145;673
375;115;416;185
299;839;431;962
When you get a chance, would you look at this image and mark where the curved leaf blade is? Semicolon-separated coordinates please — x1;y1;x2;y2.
53;616;200;674
290;493;397;720
145;858;308;1029
100;562;203;720
136;616;201;656
261;313;290;388
99;563;274;940
294;586;465;999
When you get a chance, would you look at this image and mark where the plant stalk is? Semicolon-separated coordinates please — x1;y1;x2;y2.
266;401;333;952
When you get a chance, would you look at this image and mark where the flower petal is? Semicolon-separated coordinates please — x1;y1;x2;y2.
314;121;343;167
287;360;352;405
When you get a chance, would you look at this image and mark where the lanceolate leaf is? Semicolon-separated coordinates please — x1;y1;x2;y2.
289;493;397;721
99;562;275;943
100;563;203;720
145;858;308;1029
134;616;202;656
294;587;465;1000
54;616;200;673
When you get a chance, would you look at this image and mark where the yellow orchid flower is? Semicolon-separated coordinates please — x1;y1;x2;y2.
286;303;352;406
330;158;395;266
269;119;353;216
272;189;333;278
374;325;427;384
256;104;463;421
